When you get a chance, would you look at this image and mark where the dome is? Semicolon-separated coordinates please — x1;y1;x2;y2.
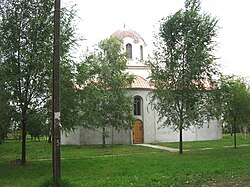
112;26;146;45
131;75;153;89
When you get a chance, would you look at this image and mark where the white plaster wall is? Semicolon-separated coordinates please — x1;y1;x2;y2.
79;127;131;145
80;128;106;145
155;118;222;143
121;30;152;80
61;128;81;145
123;36;147;67
61;90;222;145
112;129;131;144
129;89;157;143
155;125;179;142
195;120;222;141
126;68;150;80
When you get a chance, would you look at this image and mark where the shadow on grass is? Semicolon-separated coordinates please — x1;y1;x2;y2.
40;178;73;187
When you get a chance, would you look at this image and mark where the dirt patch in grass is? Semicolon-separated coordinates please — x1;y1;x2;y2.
202;176;250;187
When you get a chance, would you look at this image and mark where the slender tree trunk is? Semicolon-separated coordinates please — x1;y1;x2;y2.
21;119;27;165
179;123;183;154
233;116;237;149
0;136;3;144
102;127;106;148
48;134;52;143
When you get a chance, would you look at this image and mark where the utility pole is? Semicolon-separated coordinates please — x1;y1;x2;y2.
52;0;61;182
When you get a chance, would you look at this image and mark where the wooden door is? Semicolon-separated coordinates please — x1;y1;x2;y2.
133;120;143;144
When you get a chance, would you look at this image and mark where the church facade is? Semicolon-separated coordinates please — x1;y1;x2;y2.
61;27;222;145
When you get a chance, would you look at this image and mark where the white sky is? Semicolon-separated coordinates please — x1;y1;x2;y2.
63;0;250;78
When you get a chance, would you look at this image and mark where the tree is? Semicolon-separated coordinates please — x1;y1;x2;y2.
57;4;82;132
0;0;80;164
0;0;54;164
219;75;250;148
77;36;135;147
148;0;219;154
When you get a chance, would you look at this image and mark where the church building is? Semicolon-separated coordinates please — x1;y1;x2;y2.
61;26;222;145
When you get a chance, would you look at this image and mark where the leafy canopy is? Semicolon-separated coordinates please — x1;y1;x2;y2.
219;75;250;127
148;0;220;154
77;36;135;141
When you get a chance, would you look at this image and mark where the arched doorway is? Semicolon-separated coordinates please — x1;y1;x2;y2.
133;120;143;144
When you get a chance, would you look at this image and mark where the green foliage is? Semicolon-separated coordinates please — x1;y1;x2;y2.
0;0;54;122
0;0;54;148
219;75;250;127
48;4;82;132
215;75;250;147
59;61;80;132
0;77;13;143
148;0;220;153
0;1;80;130
77;36;135;146
27;111;48;139
0;0;80;161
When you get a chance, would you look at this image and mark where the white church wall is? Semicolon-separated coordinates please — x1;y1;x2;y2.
112;129;131;144
155;116;222;143
61;128;81;145
143;100;157;143
154;120;180;142
194;120;222;141
79;127;131;145
129;89;157;143
128;89;222;144
61;94;222;145
123;36;146;67
126;68;151;80
80;128;109;145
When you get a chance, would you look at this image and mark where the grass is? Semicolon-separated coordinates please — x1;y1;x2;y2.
0;134;250;186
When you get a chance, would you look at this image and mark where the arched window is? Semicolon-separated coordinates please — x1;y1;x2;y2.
134;96;142;115
126;43;132;59
140;45;143;60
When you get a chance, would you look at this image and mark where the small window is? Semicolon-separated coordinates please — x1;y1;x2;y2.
134;96;142;115
126;43;132;59
140;45;143;60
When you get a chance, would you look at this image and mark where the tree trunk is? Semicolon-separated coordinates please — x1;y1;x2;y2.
102;127;106;148
233;116;237;149
21;119;27;165
48;134;52;143
179;123;183;154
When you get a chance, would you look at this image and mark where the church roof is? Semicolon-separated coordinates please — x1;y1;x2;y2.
131;75;153;89
112;26;146;45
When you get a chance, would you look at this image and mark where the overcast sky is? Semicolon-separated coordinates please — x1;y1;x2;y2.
63;0;250;78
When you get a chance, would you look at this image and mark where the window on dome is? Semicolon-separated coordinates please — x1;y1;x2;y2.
140;45;143;61
134;96;142;115
126;43;132;59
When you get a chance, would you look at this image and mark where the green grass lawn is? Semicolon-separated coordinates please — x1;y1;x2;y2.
0;134;250;187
